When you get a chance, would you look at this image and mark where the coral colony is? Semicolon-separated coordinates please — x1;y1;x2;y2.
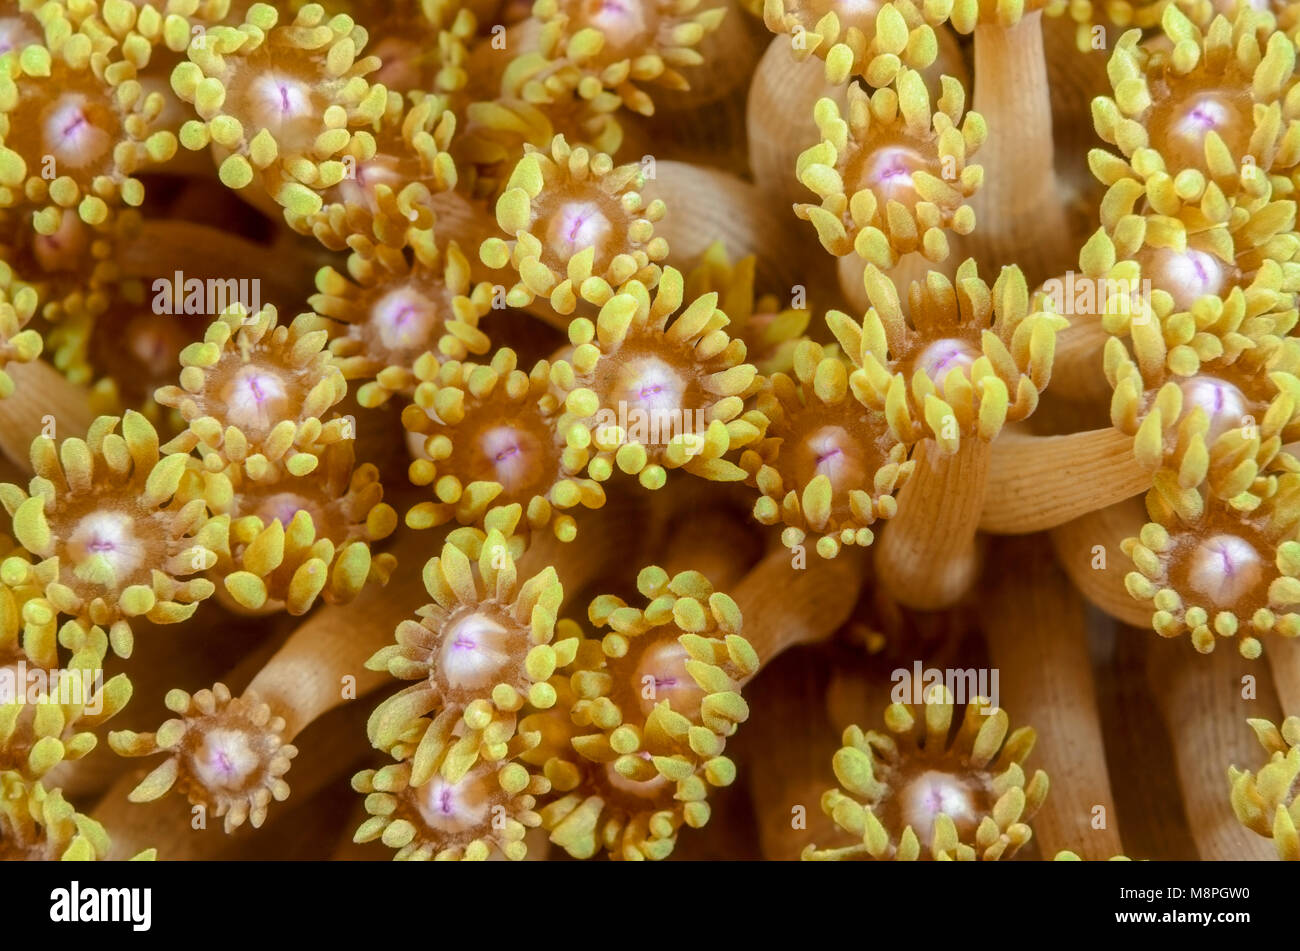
3;0;1300;865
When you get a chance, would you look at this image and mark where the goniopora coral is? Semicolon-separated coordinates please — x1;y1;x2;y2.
4;0;1300;878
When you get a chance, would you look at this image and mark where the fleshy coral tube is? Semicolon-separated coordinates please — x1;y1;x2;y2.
980;534;1124;859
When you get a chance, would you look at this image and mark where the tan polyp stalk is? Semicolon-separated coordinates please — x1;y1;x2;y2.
654;0;763;109
116;220;316;305
980;427;1150;533
1049;497;1152;627
734;544;867;679
1045;318;1111;405
657;504;760;591
969;12;1072;283
642;160;822;300
982;534;1124;859
1146;636;1283;860
745;651;844;859
748;38;842;217
0;361;94;470
874;438;991;610
1265;641;1300;715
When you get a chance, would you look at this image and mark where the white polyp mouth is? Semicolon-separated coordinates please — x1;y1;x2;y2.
253;492;312;527
1172;97;1229;143
43;95;112;169
916;338;979;385
125;314;188;375
545;200;613;259
899;769;976;848
190;728;261;791
372;286;437;352
478;426;542;493
245;73;317;146
31;211;88;272
861;146;923;204
631;639;706;718
438;612;514;690
336;156;402;212
615;357;686;416
1179;375;1247;442
66;511;144;578
0;17;39;55
221;366;291;435
1187;534;1263;605
414;768;493;833
1155;248;1226;309
803;425;864;490
585;0;648;46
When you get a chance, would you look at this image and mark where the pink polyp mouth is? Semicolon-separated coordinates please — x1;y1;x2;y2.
1186;534;1263;606
438;612;513;690
899;769;976;848
478;425;543;493
414;769;493;833
372;286;437;352
859;146;925;205
1178;375;1248;442
191;728;261;791
584;0;649;47
244;73;317;149
631;639;707;719
221;366;292;435
1152;248;1226;310
546;200;614;259
67;511;144;579
803;425;865;491
43;96;112;169
915;338;980;386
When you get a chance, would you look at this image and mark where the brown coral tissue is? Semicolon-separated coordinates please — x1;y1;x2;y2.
4;0;1300;916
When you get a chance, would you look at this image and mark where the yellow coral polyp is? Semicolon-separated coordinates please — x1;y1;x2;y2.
534;566;756;859
169;2;387;218
402;348;605;538
1123;477;1300;657
352;737;548;860
0;614;131;781
285;92;459;250
0;8;177;233
762;0;939;86
505;0;728;115
479;134;667;316
155;302;350;481
1091;7;1300;208
0;277;41;399
207;441;398;615
0;772;116;860
742;339;913;558
109;683;298;833
1228;715;1300;859
796;70;983;268
828;259;1067;453
551;267;761;490
365;529;575;782
0;411;225;659
310;230;492;408
803;689;1048;860
456;91;624;201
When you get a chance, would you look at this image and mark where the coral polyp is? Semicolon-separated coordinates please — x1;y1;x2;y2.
6;0;1300;883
